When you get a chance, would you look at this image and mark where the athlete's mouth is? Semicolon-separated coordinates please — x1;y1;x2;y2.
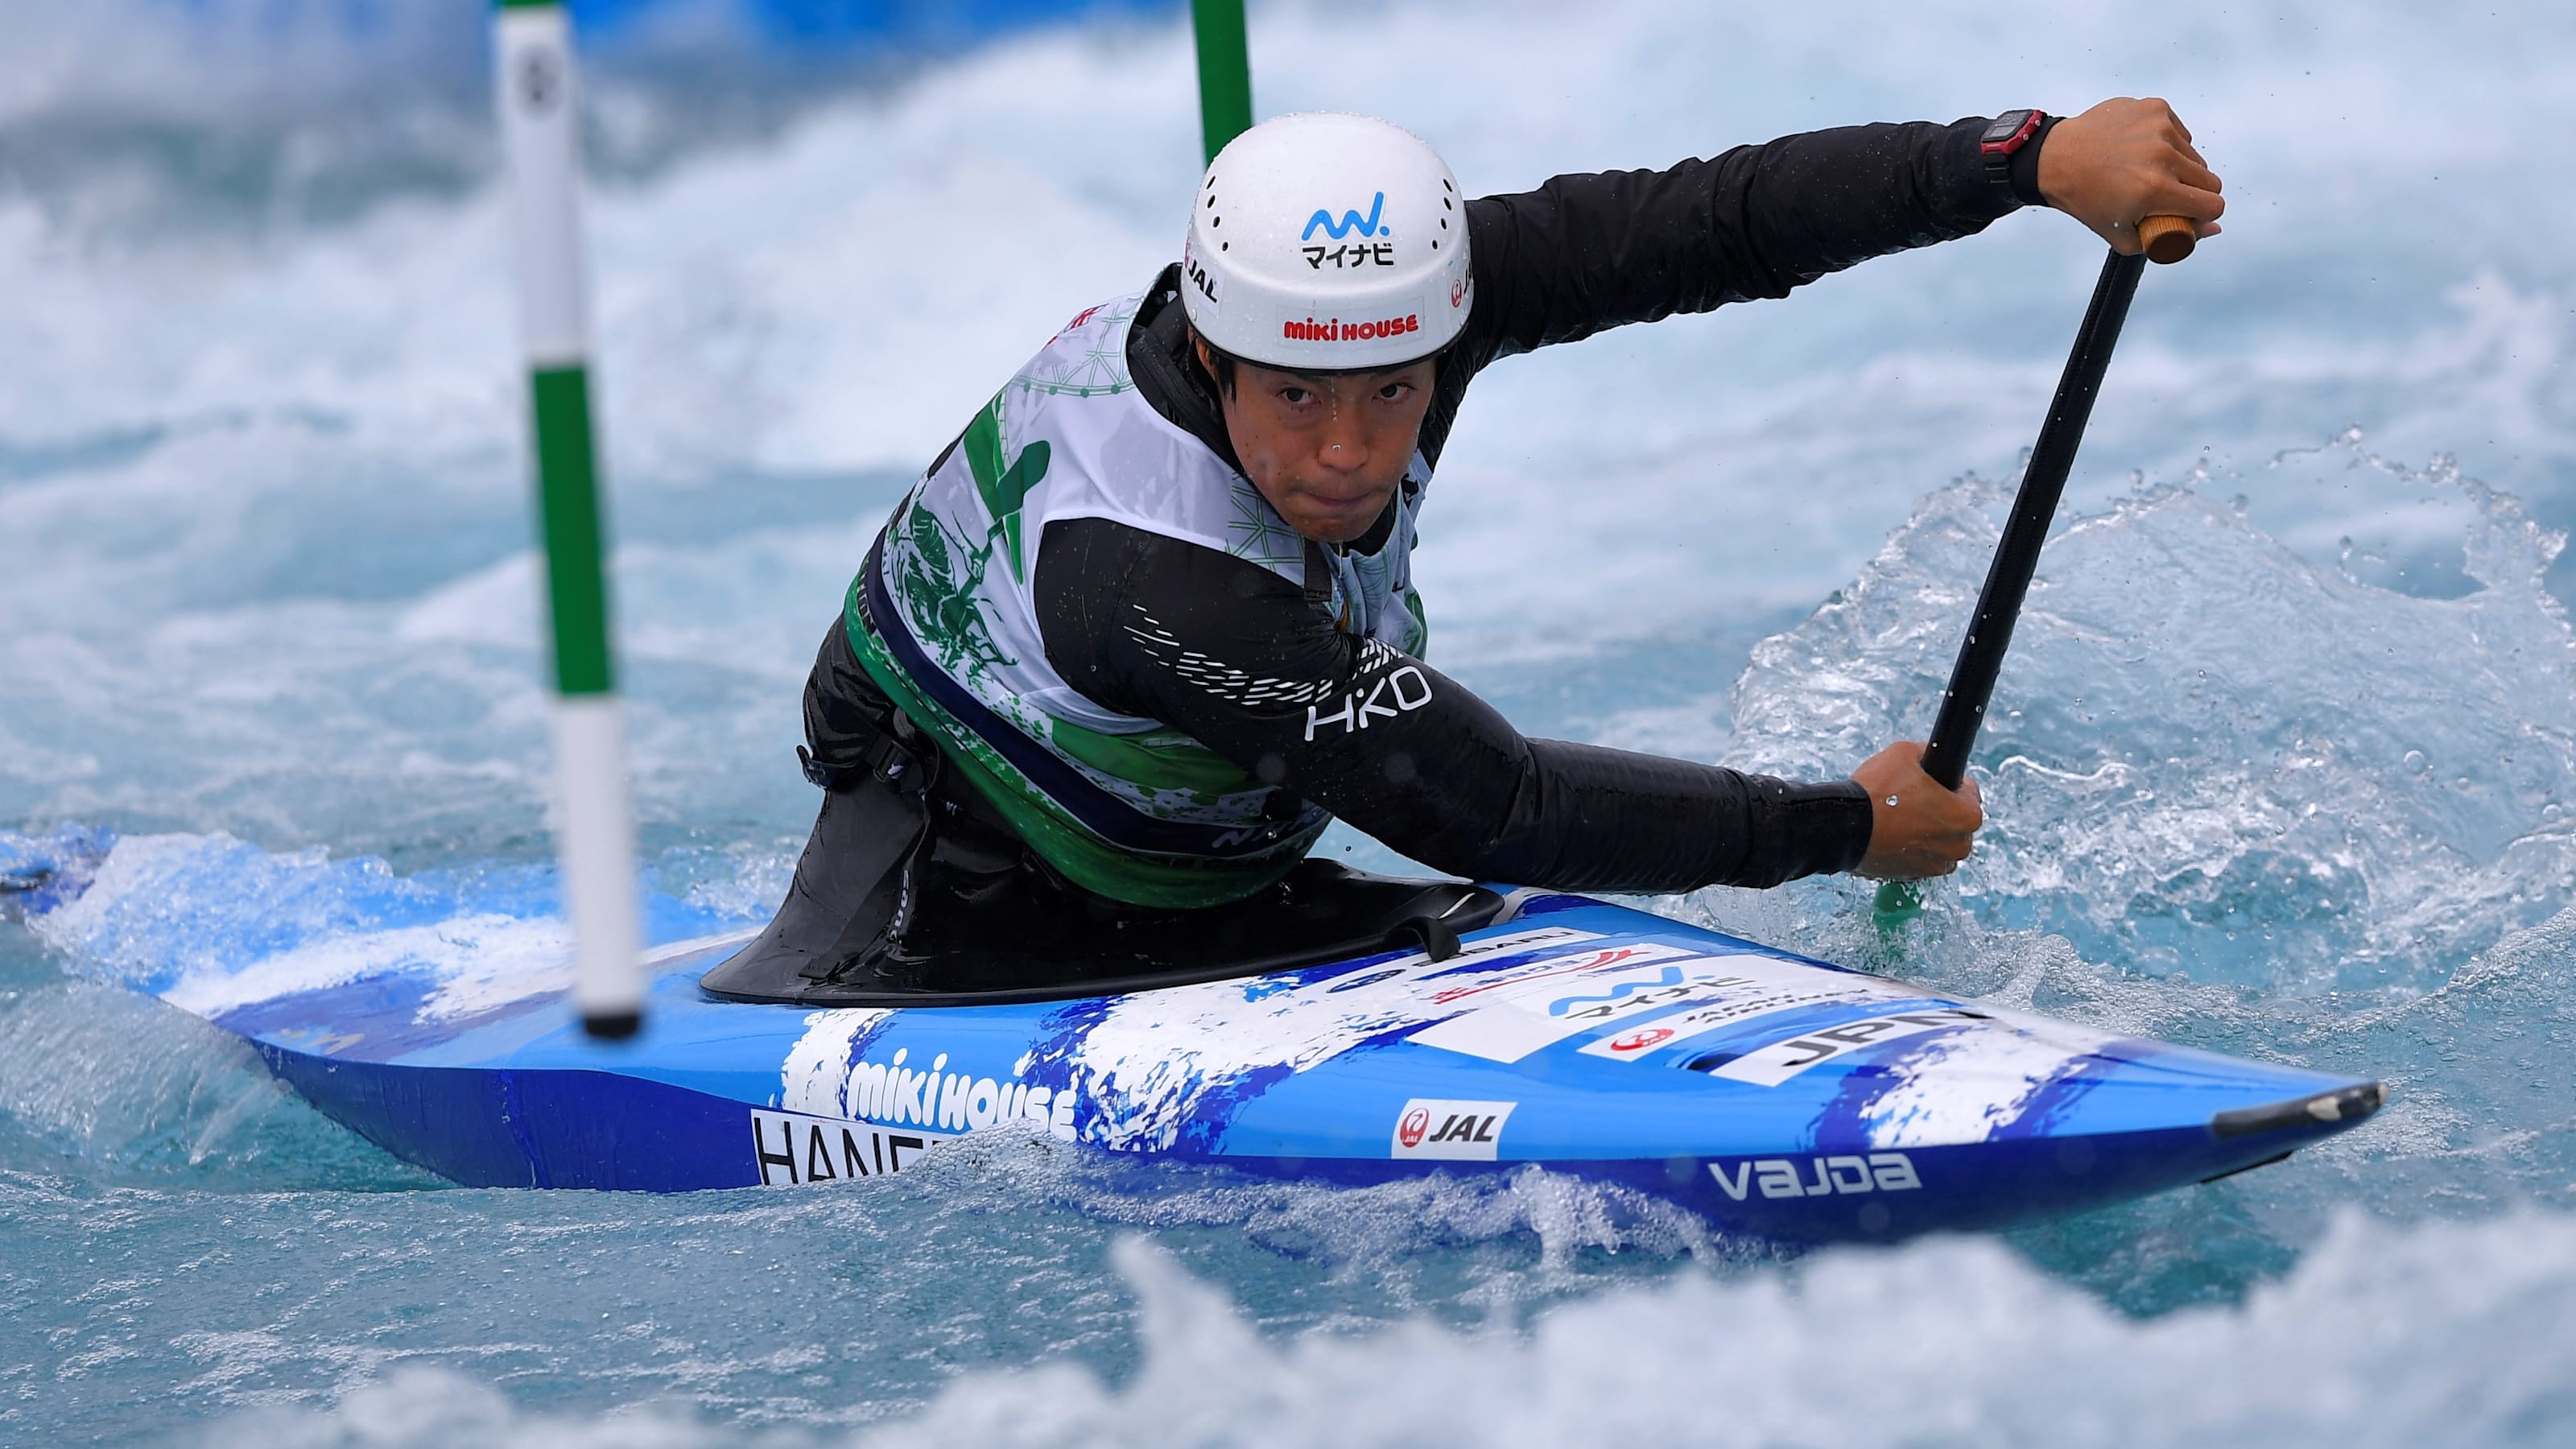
1298;485;1387;514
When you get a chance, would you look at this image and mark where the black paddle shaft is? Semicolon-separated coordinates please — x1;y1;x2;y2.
1918;249;2149;791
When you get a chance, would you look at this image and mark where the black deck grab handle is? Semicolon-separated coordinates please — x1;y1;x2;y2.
1918;249;2149;791
1388;912;1463;962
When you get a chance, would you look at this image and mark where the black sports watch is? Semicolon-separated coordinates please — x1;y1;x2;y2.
1980;109;2049;204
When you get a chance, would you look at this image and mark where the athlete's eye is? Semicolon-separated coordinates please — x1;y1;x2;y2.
1278;386;1314;406
1376;382;1410;402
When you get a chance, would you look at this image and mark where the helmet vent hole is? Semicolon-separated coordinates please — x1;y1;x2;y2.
1220;242;1228;250
1212;215;1220;228
1206;195;1216;208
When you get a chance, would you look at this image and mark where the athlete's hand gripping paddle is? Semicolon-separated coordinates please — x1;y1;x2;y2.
1873;215;2193;917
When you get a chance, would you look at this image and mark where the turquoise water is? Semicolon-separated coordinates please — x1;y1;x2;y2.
4;0;2574;1442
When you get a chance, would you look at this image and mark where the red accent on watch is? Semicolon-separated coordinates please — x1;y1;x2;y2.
1982;109;2046;157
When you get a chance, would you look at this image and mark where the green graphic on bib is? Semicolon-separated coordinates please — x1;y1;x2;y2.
890;495;1016;687
960;391;1051;583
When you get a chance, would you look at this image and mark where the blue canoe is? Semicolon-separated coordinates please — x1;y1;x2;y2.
23;857;2380;1242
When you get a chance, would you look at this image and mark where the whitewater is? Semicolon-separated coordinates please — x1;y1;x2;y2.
2;0;2573;1442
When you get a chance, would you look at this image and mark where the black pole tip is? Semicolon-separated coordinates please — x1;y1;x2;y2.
582;1009;643;1041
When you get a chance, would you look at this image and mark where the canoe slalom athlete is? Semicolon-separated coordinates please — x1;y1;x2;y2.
737;100;2225;986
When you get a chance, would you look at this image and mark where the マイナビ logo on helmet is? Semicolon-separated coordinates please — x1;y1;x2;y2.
1302;192;1389;241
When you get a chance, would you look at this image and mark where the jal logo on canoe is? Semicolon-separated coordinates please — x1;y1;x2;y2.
1397;1105;1431;1148
1389;1097;1515;1161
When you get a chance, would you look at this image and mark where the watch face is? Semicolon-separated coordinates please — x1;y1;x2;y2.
1982;109;2039;154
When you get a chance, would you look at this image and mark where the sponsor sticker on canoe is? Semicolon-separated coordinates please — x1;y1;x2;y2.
1390;1098;1516;1160
1577;976;1934;1063
1407;944;1756;1063
1701;1007;1994;1087
749;1108;953;1187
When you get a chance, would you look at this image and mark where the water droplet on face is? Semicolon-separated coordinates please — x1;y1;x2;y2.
2545;803;2565;824
1885;795;1901;808
2403;749;2429;775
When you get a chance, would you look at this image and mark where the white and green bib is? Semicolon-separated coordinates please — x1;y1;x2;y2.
845;292;1434;909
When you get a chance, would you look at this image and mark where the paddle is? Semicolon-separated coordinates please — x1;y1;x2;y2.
1874;214;2195;919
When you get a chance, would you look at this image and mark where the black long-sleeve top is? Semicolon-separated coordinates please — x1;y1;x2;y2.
904;118;2032;894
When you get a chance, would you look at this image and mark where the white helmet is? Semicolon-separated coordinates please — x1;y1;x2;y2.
1180;112;1472;372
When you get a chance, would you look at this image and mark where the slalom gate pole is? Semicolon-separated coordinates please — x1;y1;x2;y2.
1189;0;1253;163
493;0;644;1038
1876;214;2195;918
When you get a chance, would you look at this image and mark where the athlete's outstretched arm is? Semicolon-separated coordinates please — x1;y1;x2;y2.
1036;518;1872;893
1451;118;2025;372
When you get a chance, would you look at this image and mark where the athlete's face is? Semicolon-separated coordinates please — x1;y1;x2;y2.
1202;342;1435;544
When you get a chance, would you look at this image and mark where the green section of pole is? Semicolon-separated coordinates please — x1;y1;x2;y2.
1189;0;1253;163
529;365;615;696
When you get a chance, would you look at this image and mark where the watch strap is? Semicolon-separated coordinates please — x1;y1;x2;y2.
2008;117;2058;206
1980;109;2050;204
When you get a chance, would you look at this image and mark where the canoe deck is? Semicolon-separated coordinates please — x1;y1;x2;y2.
197;892;2381;1241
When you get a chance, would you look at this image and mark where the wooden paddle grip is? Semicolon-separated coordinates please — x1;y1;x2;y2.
2138;213;2196;264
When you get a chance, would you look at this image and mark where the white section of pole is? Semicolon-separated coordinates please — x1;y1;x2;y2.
495;5;590;369
552;695;645;1030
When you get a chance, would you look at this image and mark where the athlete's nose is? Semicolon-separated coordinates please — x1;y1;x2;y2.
1314;403;1368;474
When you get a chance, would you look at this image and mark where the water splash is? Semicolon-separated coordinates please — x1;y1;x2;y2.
0;831;788;1187
0;824;111;919
187;1210;2576;1448
1728;436;2576;992
18;829;785;1000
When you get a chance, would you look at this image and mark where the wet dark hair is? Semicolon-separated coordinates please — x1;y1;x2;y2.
1197;334;1242;398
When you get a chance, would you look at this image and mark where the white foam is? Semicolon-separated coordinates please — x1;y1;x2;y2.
861;1212;2576;1447
158;913;570;1022
186;1207;2576;1447
27;832;770;1031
